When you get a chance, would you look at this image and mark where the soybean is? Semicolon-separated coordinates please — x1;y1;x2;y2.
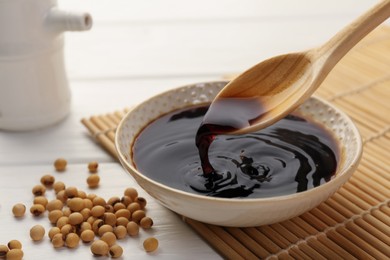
109;245;123;258
107;197;121;206
98;224;113;237
67;197;84;212
131;210;146;223
61;224;74;237
0;245;8;257
56;216;69;229
65;233;80;248
30;225;45;241
127;202;141;213
87;174;100;188
121;196;132;206
54;158;67;171
12;203;26;217
126;221;139;237
40;174;55;187
30;204;45;216
62;207;71;217
143;237;159;252
92;197;106;207
56;190;68;203
83;199;93;209
88;161;99;173
135;197;147;209
116;217;129;227
69;212;84;225
124;188;138;200
77;190;87;199
80;222;92;233
113;203;126;212
91;205;105;218
90;240;109;256
140;217;154;229
80;208;91;221
115;209;130;219
53;181;66;194
52;233;64;248
6;249;24;260
65;186;78;198
100;232;116;247
103;212;117;226
80;230;95;243
32;184;46;196
48;210;63;224
105;204;114;213
113;226;127;239
33;196;48;207
46;199;63;211
48;227;61;240
87;216;97;225
92;219;104;234
7;240;22;250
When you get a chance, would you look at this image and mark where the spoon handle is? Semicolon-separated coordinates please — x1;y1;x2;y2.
315;0;390;71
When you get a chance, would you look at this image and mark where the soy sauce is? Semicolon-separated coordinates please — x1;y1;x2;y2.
132;104;339;199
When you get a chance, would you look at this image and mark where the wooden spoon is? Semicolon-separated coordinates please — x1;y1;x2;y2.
205;0;390;135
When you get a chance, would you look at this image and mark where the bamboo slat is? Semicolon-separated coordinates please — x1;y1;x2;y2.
81;26;390;259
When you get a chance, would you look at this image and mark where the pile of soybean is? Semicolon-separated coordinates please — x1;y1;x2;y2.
5;159;158;260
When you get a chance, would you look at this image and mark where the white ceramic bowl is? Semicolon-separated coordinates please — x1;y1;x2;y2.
115;81;362;227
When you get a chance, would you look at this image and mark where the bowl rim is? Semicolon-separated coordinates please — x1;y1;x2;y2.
115;81;363;205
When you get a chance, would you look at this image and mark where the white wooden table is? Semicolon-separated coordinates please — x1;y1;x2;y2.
0;1;386;259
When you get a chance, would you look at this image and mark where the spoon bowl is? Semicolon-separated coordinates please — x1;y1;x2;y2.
217;52;313;134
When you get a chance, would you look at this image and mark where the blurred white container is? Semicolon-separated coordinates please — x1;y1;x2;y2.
0;0;92;131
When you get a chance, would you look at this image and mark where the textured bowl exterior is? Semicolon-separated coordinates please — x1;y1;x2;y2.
115;81;362;227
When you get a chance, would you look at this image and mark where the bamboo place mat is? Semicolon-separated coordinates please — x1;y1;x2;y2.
82;26;390;259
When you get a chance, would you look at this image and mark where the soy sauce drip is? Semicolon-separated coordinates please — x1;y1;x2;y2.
196;97;265;175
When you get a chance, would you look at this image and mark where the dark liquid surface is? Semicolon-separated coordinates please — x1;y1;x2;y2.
132;105;339;199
